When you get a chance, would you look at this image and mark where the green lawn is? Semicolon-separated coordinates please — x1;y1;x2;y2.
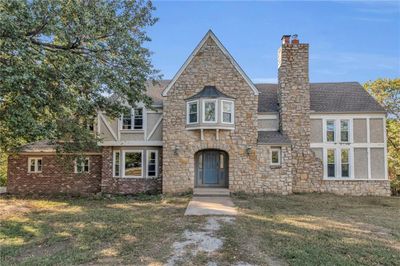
1;194;399;265
220;194;400;266
0;195;204;265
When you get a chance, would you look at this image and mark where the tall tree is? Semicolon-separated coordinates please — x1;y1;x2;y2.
364;78;400;179
0;0;158;153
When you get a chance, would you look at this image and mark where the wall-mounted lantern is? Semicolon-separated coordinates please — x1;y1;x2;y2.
246;146;252;156
174;146;179;156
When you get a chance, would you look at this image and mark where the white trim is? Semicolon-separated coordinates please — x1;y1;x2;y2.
28;157;42;173
270;148;281;166
186;126;235;131
258;128;278;132
257;114;278;119
147;150;158;178
122;150;144;178
99;113;118;141
113;151;121;177
310;113;386;119
186;100;199;124
202;99;218;123
99;141;163;146
311;143;384;148
74;157;90;173
383;116;388;180
221;100;235;124
120;107;145;131
147;116;163;141
161;30;259;96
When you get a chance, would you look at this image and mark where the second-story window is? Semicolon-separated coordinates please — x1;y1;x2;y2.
134;108;143;129
203;100;216;123
122;108;143;130
187;101;199;124
221;100;234;124
326;120;335;142
340;120;349;142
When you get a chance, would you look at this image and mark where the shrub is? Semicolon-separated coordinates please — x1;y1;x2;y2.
390;176;400;196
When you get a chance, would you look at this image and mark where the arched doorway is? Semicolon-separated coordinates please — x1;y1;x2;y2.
195;149;228;188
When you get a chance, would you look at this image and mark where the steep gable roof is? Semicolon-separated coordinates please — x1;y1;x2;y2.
161;30;259;96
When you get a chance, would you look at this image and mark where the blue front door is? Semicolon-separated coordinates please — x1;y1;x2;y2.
204;151;219;184
196;150;228;188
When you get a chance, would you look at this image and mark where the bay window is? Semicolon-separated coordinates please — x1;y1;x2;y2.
203;100;217;123
221;100;234;124
187;100;199;124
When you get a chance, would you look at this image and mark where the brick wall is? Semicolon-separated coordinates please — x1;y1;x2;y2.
100;147;162;195
7;154;102;195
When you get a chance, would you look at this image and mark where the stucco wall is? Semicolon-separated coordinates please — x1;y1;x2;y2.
371;148;385;179
370;118;384;143
354;148;368;179
310;119;323;143
353;118;367;143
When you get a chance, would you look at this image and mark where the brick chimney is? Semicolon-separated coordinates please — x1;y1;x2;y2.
277;35;322;190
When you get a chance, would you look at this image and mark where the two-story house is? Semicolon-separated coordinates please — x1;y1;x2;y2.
7;31;390;196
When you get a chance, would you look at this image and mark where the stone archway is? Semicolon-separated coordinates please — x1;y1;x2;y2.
194;149;229;188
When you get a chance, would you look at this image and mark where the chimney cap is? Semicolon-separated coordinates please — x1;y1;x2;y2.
281;35;291;40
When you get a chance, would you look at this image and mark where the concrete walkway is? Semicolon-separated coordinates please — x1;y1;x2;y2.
184;196;237;216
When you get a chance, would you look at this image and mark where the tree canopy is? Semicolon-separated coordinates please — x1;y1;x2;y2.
0;0;158;153
364;78;400;180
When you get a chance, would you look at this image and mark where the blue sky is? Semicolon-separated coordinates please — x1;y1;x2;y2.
146;0;400;84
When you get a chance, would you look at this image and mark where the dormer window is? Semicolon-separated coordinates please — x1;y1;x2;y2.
187;100;199;124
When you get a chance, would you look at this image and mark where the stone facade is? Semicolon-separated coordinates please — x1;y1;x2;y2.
277;43;324;192
162;36;295;195
7;154;102;195
6;32;391;197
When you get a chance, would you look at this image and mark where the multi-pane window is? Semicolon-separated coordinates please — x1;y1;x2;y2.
326;120;335;142
114;151;120;177
134;108;143;129
122;108;143;130
327;149;336;177
187;101;198;124
222;101;234;124
341;149;350;177
124;151;142;177
340;120;349;142
28;158;42;173
75;158;89;173
270;148;281;166
203;100;216;122
147;151;157;177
